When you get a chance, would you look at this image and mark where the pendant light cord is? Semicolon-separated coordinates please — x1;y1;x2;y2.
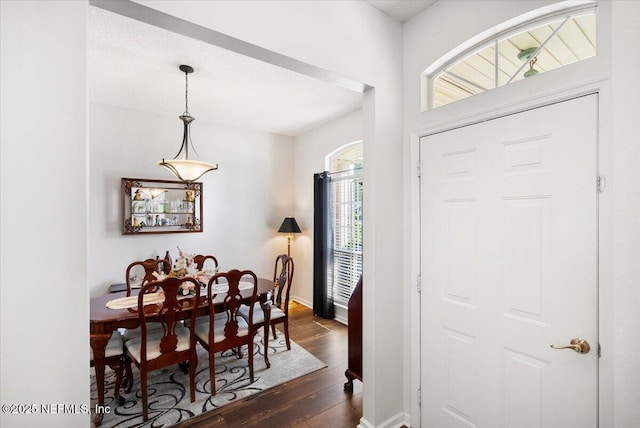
182;67;199;159
184;70;189;116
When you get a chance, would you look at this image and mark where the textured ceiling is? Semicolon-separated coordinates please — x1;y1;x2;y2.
366;0;436;22
88;6;363;137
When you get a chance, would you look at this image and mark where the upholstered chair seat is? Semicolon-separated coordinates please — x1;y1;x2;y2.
90;331;125;360
122;323;163;342
238;302;285;325
126;323;191;362
195;312;249;345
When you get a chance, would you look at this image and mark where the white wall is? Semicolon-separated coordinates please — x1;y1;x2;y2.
610;1;640;426
403;1;639;426
0;2;89;427
89;103;294;297
291;109;363;313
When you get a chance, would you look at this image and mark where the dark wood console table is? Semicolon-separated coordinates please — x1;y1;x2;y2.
344;275;362;392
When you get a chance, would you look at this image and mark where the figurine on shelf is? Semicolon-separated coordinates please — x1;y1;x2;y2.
133;189;142;200
185;190;195;202
132;217;140;227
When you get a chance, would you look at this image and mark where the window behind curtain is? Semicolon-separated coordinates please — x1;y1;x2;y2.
327;142;363;306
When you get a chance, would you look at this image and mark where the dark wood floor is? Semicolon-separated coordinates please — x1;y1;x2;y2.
178;301;363;428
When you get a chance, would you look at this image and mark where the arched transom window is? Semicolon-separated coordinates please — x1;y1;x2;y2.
425;4;596;109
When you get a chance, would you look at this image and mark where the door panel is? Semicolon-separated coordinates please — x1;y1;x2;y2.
420;95;598;428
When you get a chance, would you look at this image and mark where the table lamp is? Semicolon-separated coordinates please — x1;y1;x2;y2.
278;217;301;256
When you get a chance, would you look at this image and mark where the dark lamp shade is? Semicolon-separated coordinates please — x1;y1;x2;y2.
278;217;301;234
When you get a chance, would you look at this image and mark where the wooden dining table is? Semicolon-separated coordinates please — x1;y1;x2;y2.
89;277;276;426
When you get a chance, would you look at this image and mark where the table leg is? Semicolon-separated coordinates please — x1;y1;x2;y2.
90;333;111;427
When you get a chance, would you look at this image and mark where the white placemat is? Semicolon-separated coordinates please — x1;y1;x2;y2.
210;280;254;294
105;292;164;309
105;281;255;309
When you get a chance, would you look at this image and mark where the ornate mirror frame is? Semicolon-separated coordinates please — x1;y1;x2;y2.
121;177;203;235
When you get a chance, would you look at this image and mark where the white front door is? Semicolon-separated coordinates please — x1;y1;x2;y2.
420;95;598;428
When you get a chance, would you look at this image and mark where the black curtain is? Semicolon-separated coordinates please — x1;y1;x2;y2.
313;171;334;319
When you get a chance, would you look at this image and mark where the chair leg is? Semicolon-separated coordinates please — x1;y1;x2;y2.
271;323;277;340
123;356;133;393
263;324;270;369
124;356;134;393
248;339;254;383
209;350;217;396
284;318;291;350
110;361;124;405
189;351;197;403
141;370;148;421
120;343;129;390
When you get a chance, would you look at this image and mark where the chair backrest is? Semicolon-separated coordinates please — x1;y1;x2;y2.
272;254;294;313
137;276;200;361
193;254;218;272
207;269;257;346
125;258;168;296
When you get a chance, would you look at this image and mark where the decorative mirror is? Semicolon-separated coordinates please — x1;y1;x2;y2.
122;178;203;235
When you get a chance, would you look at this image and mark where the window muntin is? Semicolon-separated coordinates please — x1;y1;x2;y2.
430;10;596;109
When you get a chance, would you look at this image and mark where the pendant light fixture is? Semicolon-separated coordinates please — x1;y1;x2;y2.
157;64;218;182
518;47;540;78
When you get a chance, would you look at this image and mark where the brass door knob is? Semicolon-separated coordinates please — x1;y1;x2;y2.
550;338;590;354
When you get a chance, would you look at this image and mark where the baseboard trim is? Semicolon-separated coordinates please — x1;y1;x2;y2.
357;417;375;428
291;297;348;325
291;296;312;309
357;411;407;428
334;306;348;325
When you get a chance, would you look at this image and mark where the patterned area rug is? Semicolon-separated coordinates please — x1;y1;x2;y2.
90;329;326;427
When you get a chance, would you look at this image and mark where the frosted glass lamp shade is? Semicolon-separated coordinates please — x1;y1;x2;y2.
157;159;218;183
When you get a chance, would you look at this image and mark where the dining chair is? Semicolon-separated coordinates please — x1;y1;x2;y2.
125;258;168;296
239;254;294;350
123;258;168;345
193;254;218;273
183;255;219;329
124;276;200;421
90;331;130;404
194;269;258;396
